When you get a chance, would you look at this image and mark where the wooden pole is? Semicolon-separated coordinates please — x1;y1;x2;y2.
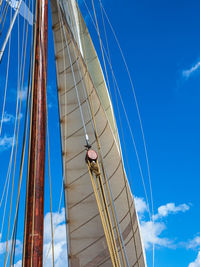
24;0;48;264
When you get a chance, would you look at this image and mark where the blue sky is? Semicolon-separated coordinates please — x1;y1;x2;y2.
0;0;200;266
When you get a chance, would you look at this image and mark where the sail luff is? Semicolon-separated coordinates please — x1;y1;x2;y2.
23;0;48;264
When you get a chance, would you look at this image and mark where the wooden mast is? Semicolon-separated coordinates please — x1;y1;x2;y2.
23;0;48;264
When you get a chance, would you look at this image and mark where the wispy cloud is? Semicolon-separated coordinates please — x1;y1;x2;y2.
2;112;22;124
0;135;14;151
135;196;190;249
186;236;200;250
182;61;200;79
188;252;200;267
47;84;57;110
153;203;190;220
2;112;15;123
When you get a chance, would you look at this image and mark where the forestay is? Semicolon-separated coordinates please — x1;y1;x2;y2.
50;0;146;265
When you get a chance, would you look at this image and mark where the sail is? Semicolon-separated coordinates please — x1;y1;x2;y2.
77;8;120;150
50;0;146;266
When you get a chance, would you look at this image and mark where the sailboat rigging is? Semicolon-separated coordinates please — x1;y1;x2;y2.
0;0;153;266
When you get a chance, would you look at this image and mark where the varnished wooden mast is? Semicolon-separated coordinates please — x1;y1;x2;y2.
23;0;48;264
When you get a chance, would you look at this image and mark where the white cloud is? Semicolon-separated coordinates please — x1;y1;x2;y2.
187;236;200;250
182;61;200;79
134;196;148;215
188;252;200;267
0;239;22;257
153;203;190;220
134;197;190;250
140;220;172;249
14;260;22;267
0;135;14;151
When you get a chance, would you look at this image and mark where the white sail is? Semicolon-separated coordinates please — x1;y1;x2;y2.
50;0;146;266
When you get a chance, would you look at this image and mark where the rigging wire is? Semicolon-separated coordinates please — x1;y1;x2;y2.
82;0;152;220
46;107;55;267
0;1;8;25
4;0;31;262
83;0;152;232
54;0;70;264
0;157;12;243
100;0;154;220
42;11;55;263
0;1;4;16
91;1;142;264
0;2;9;35
80;2;154;265
11;209;18;266
9;21;34;265
44;184;64;264
0;5;11;137
0;5;14;245
92;0;143;264
11;15;22;266
85;1;155;264
99;4;155;264
0;4;12;209
98;4;148;265
0;6;24;223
